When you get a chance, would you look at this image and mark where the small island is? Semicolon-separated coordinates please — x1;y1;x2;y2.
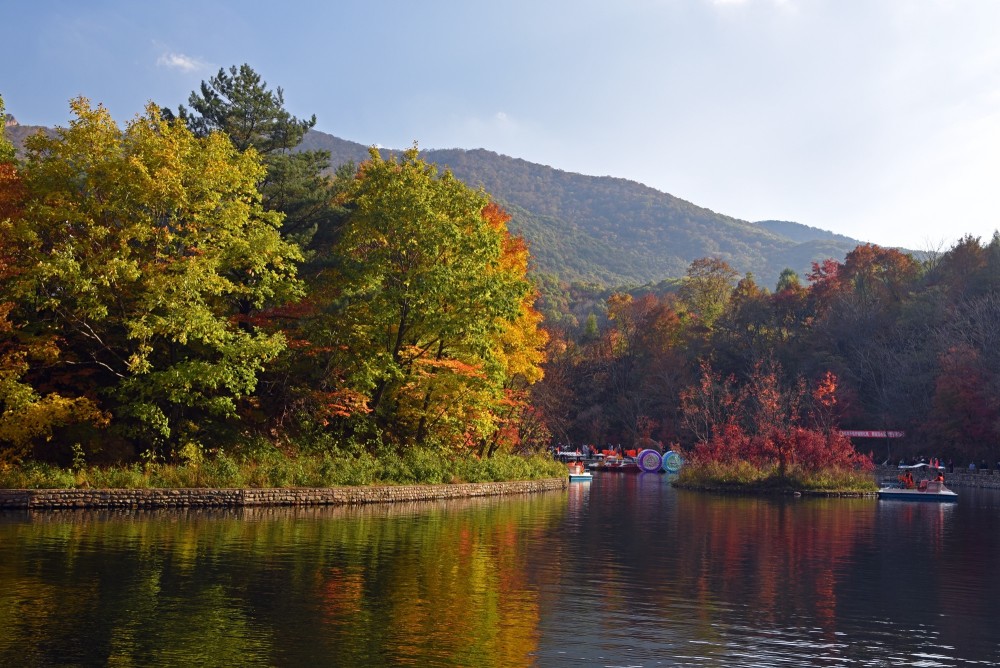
668;362;877;496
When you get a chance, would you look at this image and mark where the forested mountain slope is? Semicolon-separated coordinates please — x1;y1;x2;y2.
300;130;864;287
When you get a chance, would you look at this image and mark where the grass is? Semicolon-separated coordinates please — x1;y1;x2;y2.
0;449;567;490
673;460;878;494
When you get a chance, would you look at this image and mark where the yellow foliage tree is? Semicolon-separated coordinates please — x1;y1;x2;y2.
0;99;109;463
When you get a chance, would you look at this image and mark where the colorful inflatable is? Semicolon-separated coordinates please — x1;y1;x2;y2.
636;449;663;473
661;451;684;473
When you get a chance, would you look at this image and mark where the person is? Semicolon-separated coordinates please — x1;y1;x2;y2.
970;461;977;471
936;470;945;482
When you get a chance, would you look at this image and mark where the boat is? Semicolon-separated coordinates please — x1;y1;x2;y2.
567;461;593;482
587;456;639;473
584;447;646;474
877;463;957;502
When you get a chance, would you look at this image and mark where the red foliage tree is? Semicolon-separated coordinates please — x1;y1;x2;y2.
928;345;1000;455
681;360;871;477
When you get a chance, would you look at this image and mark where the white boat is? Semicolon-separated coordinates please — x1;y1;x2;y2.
567;462;593;482
877;477;957;502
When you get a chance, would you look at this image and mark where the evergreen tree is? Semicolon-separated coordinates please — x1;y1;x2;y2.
169;64;338;249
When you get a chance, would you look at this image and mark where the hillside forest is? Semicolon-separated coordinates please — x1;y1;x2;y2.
2;66;1000;475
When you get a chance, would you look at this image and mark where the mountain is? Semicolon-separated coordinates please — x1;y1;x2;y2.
4;122;55;150
300;130;863;288
754;219;858;246
10;123;866;289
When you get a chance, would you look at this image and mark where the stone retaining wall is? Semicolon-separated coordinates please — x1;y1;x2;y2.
874;466;1000;490
0;478;567;510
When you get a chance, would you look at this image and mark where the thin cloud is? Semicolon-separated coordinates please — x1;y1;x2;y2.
156;52;207;72
708;0;795;7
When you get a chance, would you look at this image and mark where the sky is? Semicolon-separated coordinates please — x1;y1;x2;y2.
4;0;1000;251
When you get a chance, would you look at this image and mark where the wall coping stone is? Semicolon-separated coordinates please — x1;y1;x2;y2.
0;478;568;510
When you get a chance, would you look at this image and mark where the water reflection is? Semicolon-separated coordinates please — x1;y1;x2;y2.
0;495;566;667
532;475;1000;666
2;479;1000;666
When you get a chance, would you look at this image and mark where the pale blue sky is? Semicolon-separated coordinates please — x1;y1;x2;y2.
5;0;1000;251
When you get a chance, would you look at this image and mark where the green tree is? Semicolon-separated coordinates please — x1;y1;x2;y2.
2;98;302;453
0;96;14;164
775;267;801;292
678;257;739;328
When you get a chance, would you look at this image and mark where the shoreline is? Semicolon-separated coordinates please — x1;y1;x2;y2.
0;478;567;510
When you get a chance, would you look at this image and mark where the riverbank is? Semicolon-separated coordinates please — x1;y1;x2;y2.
0;478;567;510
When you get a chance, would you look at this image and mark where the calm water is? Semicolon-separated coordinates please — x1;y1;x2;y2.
2;476;1000;667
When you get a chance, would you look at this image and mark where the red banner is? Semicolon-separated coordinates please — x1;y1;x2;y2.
839;430;905;438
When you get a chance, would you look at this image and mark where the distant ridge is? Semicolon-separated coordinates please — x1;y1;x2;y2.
4;123;54;148
755;219;858;246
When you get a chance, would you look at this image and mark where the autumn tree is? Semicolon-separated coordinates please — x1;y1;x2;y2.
526;331;576;447
801;245;924;439
600;292;686;445
478;203;549;454
712;273;774;374
927;293;1000;459
1;98;302;455
300;147;546;452
0;96;110;461
839;244;920;306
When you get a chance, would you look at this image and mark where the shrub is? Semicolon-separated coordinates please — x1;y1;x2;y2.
0;462;77;489
91;465;148;489
0;446;566;489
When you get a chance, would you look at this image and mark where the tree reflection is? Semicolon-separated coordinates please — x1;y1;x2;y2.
0;494;565;667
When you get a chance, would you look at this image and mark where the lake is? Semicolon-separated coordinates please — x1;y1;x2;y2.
2;474;999;666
